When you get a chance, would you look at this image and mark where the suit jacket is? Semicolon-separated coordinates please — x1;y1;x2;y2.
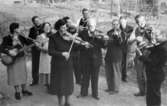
78;29;105;67
120;25;133;52
29;25;43;54
105;29;123;63
140;41;167;81
79;18;88;28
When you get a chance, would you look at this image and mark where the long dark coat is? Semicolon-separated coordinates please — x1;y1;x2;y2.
139;41;167;106
48;32;74;96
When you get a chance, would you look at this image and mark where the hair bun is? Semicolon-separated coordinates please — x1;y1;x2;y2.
54;19;66;30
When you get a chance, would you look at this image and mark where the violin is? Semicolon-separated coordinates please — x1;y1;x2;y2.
93;29;109;40
62;31;93;47
59;30;93;60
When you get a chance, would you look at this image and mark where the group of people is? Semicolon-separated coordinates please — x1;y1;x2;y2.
0;8;167;106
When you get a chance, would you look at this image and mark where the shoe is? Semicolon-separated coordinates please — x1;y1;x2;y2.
22;90;33;96
109;91;119;95
104;89;111;92
92;95;100;100
122;78;128;82
45;84;50;90
76;81;82;85
134;92;145;96
0;93;5;100
15;92;21;100
76;94;87;98
30;82;38;86
92;96;100;100
64;103;70;106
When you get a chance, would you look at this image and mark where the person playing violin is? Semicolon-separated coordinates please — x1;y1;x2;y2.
77;18;106;100
0;22;32;100
134;15;153;97
139;40;167;106
63;16;83;85
134;14;166;106
104;19;123;95
48;19;90;106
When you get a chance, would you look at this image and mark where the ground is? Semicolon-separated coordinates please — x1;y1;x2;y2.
0;1;167;106
0;58;167;106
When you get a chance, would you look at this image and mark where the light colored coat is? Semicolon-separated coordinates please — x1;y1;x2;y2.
37;34;51;74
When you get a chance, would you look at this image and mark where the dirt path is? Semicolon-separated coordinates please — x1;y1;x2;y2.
0;60;167;106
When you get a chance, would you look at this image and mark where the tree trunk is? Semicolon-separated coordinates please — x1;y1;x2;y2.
111;0;120;16
98;0;102;3
152;0;159;17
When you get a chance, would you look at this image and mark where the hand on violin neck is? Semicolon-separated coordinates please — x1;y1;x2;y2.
84;42;93;48
103;35;109;41
35;42;41;47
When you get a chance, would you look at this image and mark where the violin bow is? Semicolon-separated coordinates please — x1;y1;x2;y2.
68;32;78;57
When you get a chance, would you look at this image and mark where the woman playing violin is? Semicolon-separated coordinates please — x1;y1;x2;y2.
62;16;83;85
0;22;32;100
48;19;90;106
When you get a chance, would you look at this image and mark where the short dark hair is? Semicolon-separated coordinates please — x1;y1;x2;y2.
62;16;70;24
32;16;39;23
135;14;144;24
9;22;19;34
54;19;66;30
82;8;88;13
119;16;127;20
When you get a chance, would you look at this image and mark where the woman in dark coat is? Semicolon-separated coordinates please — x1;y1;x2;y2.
48;19;75;106
0;23;32;100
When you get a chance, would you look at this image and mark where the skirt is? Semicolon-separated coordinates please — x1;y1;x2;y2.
7;56;27;86
49;59;74;96
39;52;51;74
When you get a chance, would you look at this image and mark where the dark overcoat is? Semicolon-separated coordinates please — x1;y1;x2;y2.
48;32;74;96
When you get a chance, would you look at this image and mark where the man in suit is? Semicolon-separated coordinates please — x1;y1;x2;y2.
134;15;148;96
119;16;134;82
29;16;43;86
105;19;123;94
78;18;105;100
139;41;167;106
134;15;158;96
